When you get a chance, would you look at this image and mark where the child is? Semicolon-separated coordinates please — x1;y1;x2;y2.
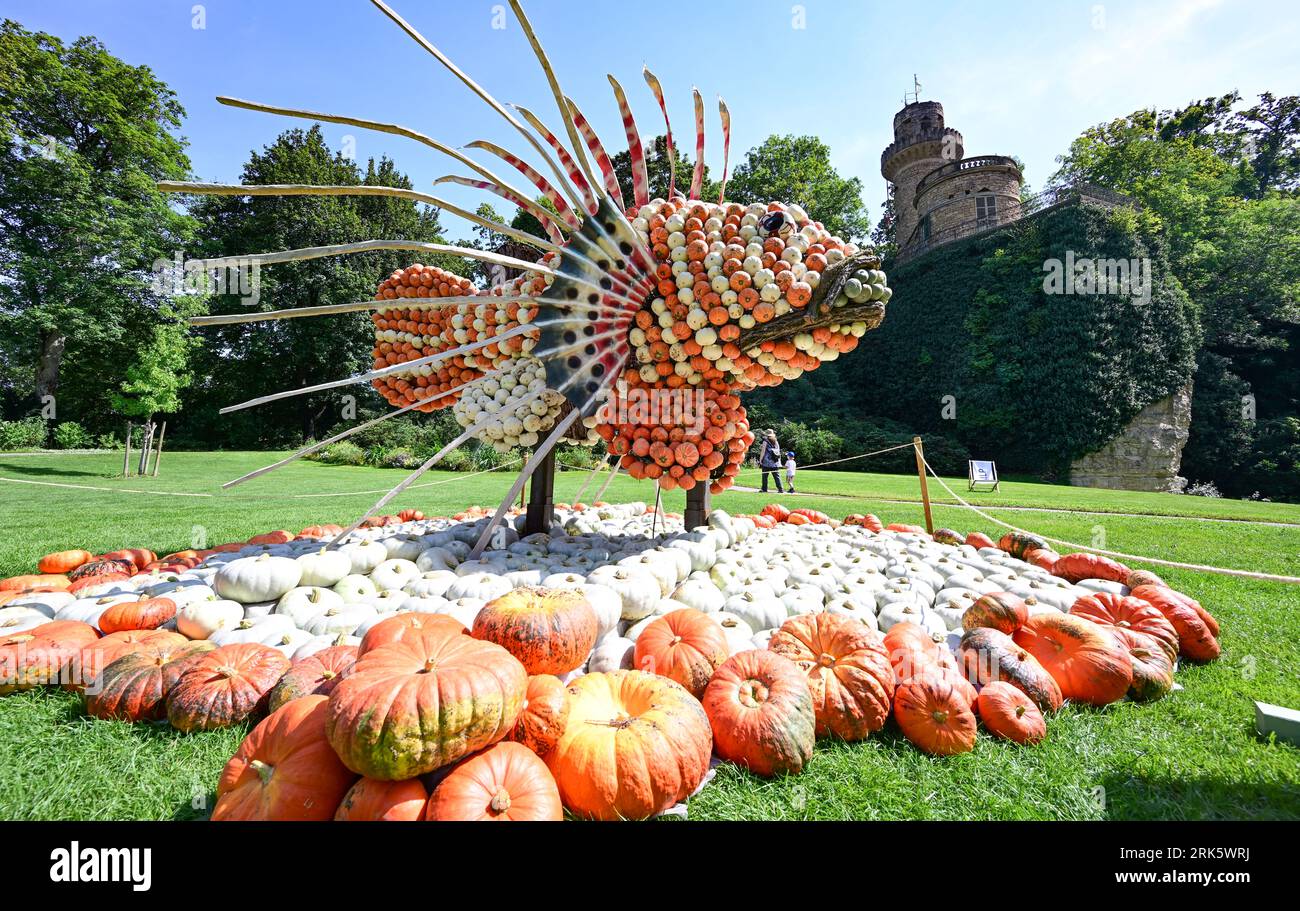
784;451;797;493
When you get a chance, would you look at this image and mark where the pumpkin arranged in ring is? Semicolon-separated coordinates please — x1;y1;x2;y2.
545;670;712;821
97;597;178;634
976;681;1046;744
212;695;356;821
85;640;214;722
426;741;563;821
508;674;571;756
267;645;358;713
64;629;186;693
962;592;1029;636
893;675;978;755
472;587;598;675
358;611;468;655
1051;552;1130;584
632;608;729;698
166;643;291;732
1110;627;1175;702
958;627;1063;713
326;626;526;780
1069;592;1178;660
335;777;429;821
0;620;100;695
1012;613;1132;706
702;649;815;777
37;550;93;575
1128;584;1220;662
768;612;894;740
997;532;1046;561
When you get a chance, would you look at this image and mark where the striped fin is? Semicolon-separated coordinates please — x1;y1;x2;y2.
690;87;705;200
565;96;624;210
511;104;596;214
465;140;580;229
433;175;564;243
643;66;676;198
717;96;732;204
608;74;650;209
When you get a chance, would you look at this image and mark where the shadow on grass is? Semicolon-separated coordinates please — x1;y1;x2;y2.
0;460;116;479
1102;771;1300;820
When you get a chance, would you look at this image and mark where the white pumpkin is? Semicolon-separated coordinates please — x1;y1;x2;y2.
332;574;379;604
276;586;345;627
0;607;51;635
176;596;245;640
444;572;511;603
723;590;787;631
2;591;73;613
400;595;452;614
371;558;420;592
55;594;135;628
382;534;426;562
302;603;376;637
435;598;484;629
214;554;302;604
878;602;947;637
208;614;296;647
403;571;459;599
340;539;388;575
365;590;409;614
586;636;634;673
295;547;352;587
585;565;660;621
617;553;675;596
670;578;725;614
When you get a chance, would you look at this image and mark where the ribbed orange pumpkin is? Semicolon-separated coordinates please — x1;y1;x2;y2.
1126;569;1166;589
508;674;570;756
1023;548;1060;571
358;611;468;655
977;681;1046;744
472;587;597;675
327;628;526;780
894;676;978;755
768;612;894;740
1012;613;1132;705
166;643;290;731
886;523;927;534
85;640;214;722
100;549;156;572
267;645;358;712
64;628;186;693
426;741;563;821
702;649;815;777
1070;592;1178;660
0;574;71;594
98;597;177;634
962;592;1029;635
0;620;100;694
545;670;712;820
1110;627;1175;702
959;627;1063;712
633;608;728;698
761;503;790;522
334;777;429;821
37;550;93;574
964;532;996;549
212;695;356;821
1051;552;1130;584
1129;584;1220;661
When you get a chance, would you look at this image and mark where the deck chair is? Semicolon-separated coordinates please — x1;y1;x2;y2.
968;460;999;492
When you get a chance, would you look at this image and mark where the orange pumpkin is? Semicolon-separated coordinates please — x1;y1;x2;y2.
426;741;563;821
964;532;996;549
1129;584;1220;661
633;608;728;698
545;670;712;820
97;597;177;634
267;645;358;712
893;676;978;755
335;777;429;821
702;649;815;777
958;627;1063;713
790;508;828;524
212;695;356;821
785;512;810;526
1126;569;1166;589
1069;592;1178;660
85;639;214;722
247;530;293;545
472;587;598;675
976;681;1046;744
1;574;71;593
1012;613;1132;705
1051;552;1130;584
1110;628;1175;702
166;643;291;731
508;674;571;756
962;592;1029;635
1023;548;1060;571
358;611;468;655
768;613;894;740
37;550;93;574
100;549;156;572
761;503;790;522
886;523;927;534
0;620;99;694
63;628;186;693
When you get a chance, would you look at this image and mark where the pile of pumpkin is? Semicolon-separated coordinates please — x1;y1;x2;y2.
0;505;1220;820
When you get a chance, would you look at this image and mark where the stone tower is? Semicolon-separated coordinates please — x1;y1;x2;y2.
880;101;962;252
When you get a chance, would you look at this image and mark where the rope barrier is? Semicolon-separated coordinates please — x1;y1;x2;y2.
734;440;916;475
919;455;1300;585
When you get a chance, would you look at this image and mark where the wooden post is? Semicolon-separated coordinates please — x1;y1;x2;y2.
150;422;167;477
685;482;711;530
123;422;133;477
913;436;934;534
137;421;154;476
524;447;556;535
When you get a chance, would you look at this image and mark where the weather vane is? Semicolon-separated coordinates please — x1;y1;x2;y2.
903;74;922;106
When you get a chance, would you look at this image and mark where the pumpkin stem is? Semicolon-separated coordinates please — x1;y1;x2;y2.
250;759;273;784
1015;705;1025;718
490;789;512;813
217;665;238;678
932;710;949;724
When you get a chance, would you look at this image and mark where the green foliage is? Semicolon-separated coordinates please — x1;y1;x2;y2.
0;416;46;450
51;421;90;449
1240;417;1300;501
555;444;597;471
111;314;196;419
311;441;365;466
726;135;871;241
610;135;717;207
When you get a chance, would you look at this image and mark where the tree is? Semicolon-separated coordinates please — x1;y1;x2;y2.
1235;93;1300;196
726;135;872;242
0;21;193;433
871;184;897;262
610;135;716;208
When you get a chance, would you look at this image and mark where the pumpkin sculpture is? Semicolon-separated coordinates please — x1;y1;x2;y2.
426;741;563;821
962;592;1029;635
212;695;356;821
1012;613;1132;706
267;645;358;712
85;640;214;722
508;674;571;756
633;608;729;698
327;626;526;780
976;681;1046;744
958;627;1063;713
768;612;894;740
472;587;597;675
1070;592;1178;660
893;676;978;755
702;649;815;777
97;597;178;634
1129;584;1220;661
335;777;429;821
166;643;291;731
545;670;712;820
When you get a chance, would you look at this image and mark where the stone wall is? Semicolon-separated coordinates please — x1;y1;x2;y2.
1069;383;1193;492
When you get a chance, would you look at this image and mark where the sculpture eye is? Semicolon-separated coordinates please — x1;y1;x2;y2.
759;210;793;237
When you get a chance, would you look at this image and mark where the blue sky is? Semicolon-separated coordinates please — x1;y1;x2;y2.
10;0;1298;238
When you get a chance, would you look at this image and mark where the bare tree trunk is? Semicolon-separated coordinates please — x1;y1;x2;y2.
137;420;155;475
34;330;65;403
151;422;167;477
123;422;133;477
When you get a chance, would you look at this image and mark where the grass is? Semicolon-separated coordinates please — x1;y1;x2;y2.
1;450;1299;820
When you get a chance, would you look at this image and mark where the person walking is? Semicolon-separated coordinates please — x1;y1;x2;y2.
758;429;784;493
785;450;797;493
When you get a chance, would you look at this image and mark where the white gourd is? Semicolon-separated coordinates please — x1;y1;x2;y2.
585;565;660;621
295;547;352;587
670;578;725;614
275;586;345;627
371;558;420;592
214;554;302;604
340;540;388;575
332;574;379;604
176;596;245;640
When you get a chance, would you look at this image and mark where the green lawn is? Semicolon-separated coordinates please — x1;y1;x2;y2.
2;450;1298;820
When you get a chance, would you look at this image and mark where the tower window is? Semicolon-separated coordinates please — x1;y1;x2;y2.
976;194;997;227
920;213;932;241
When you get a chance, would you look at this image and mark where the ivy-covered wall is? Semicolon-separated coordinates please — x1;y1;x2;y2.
750;201;1199;479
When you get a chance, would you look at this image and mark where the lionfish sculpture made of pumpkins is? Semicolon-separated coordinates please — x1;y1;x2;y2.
165;0;891;554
